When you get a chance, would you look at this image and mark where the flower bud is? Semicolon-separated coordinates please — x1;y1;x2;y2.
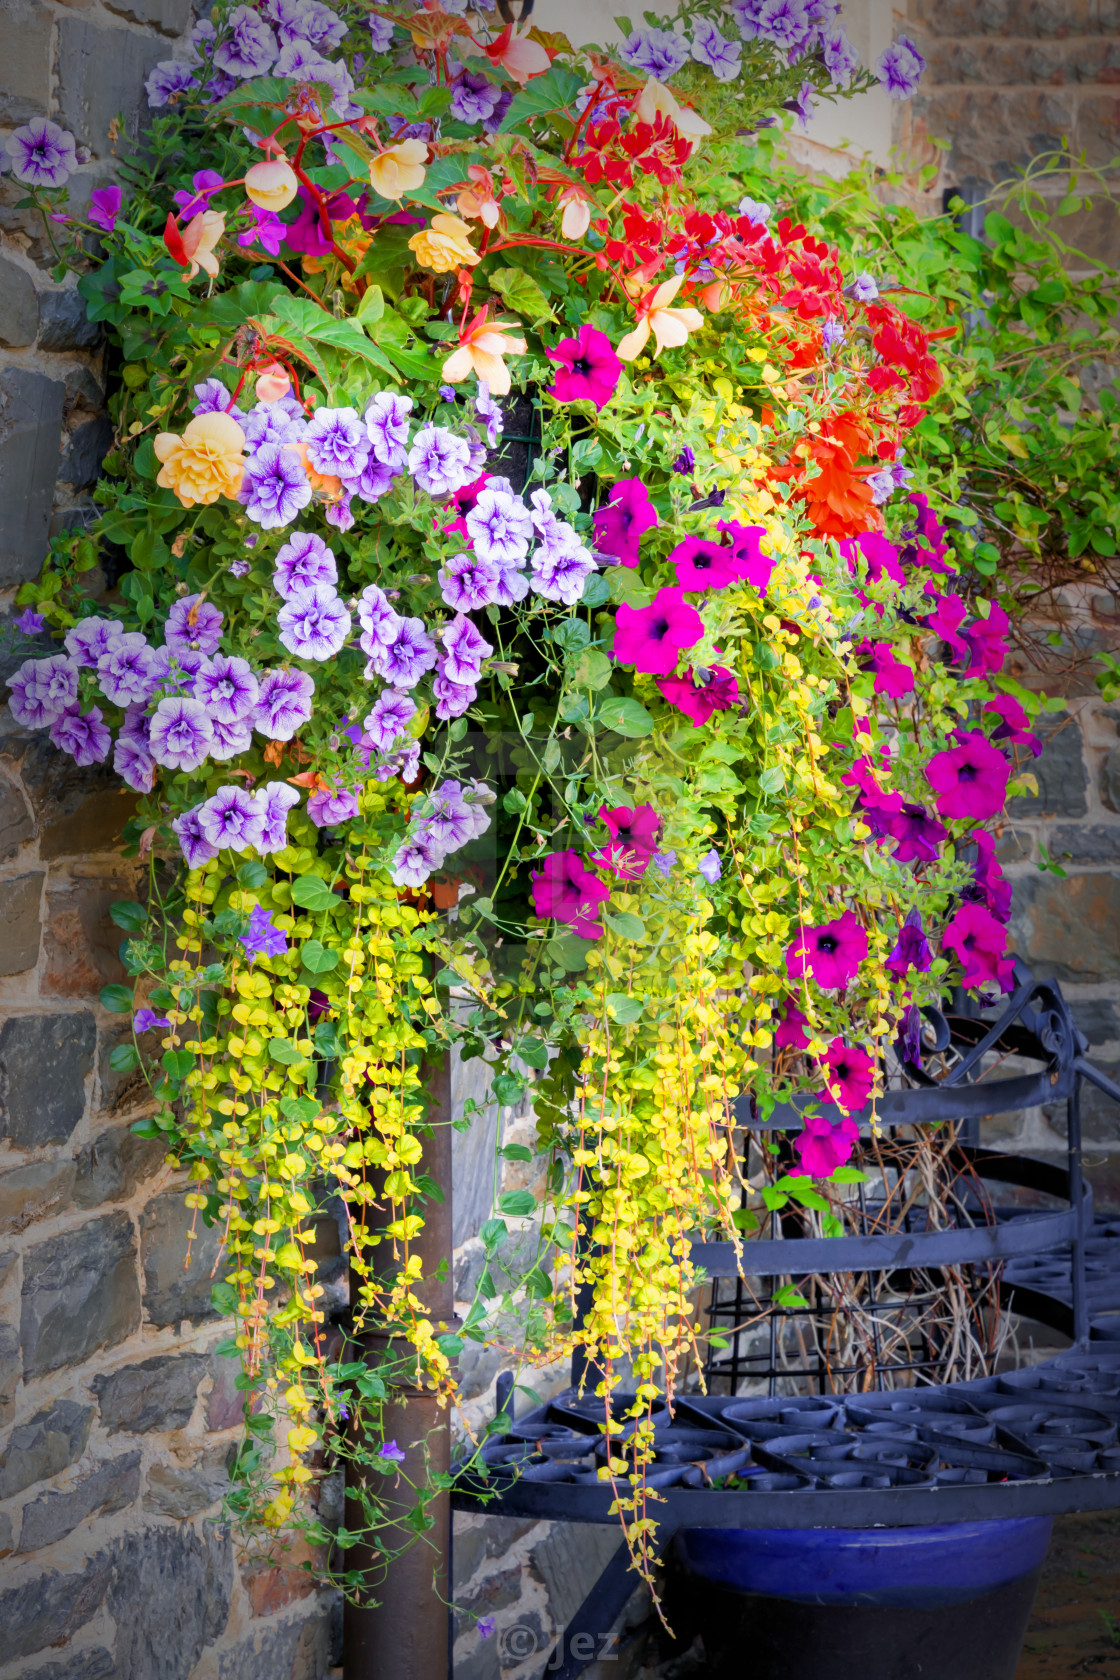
255;361;291;404
560;194;592;241
244;158;298;212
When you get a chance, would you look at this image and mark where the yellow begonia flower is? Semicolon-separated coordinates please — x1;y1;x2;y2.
153;411;245;507
616;273;704;362
408;213;479;274
368;138;428;202
244;158;298;212
180;210;225;280
442;311;527;398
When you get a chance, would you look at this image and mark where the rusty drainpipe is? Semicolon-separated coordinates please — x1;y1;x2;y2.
343;1054;455;1680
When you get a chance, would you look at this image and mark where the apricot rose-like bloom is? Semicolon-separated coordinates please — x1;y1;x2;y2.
154;411;246;507
617;273;704;362
442;310;526;398
180;210;226;280
369;138;427;202
244;159;298;212
408;213;479;274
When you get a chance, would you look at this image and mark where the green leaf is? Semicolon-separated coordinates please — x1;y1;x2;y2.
100;984;134;1014
606;992;644;1024
300;939;339;973
523;1265;553;1298
492;1072;527;1105
595;696;655;738
354;283;384;324
435;1333;464;1357
109;1043;141;1074
268;1038;307;1065
268;294;399;380
211;1281;240;1315
499;63;585;129
236;861;268;889
759;766;786;795
109;900;147;933
606;569;654;609
603;911;646;941
497;1190;537;1218
291;874;341;912
489;265;555;324
572;647;613;690
513;1036;549;1070
162;1049;195;1081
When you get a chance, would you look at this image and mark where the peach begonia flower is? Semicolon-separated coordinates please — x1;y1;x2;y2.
244;159;299;212
633;77;712;143
408;213;480;275
255;361;292;404
480;24;550;85
154;411;245;507
457;165;501;229
180;210;226;280
616;273;704;363
294;439;343;500
368;138;427;202
559;187;592;241
442;309;527;398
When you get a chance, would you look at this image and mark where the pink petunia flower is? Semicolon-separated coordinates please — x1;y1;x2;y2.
925;731;1009;822
656;664;739;727
964;603;1009;678
545;323;622;412
821;1038;875;1112
592;477;658;569
795;1109;859;1178
786;908;868;990
88;185;123;233
531;850;610;939
590;803;661;880
774;1003;809;1052
984;694;1041;757
612;586;704;676
942;901;1015;993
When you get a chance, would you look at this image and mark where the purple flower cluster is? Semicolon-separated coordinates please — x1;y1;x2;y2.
277;583;351;662
359;586;438;690
690;21;741;81
620;26;690;81
173;779;300;867
391;778;493;888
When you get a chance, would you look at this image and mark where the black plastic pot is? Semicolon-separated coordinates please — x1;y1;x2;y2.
669;1518;1053;1680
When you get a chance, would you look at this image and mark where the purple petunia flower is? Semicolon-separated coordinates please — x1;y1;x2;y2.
369;617;438;689
256;780;301;852
438;551;501;613
145;60;200;108
698;848;722;885
6;118;78;188
240;443;312;530
277;585;351;662
324;496;355;533
173;168;225;218
876;34;925;98
362;689;416;752
165;595;224;656
240;400;304;452
198;784;267;851
378;1438;407;1463
114;736;156;793
391;835;443;888
150;696;214;771
474;381;504;449
192;377;234;416
530;542;595;606
96;633;161;707
466;487;532;566
441;614;493;686
304;406;370;480
365;390;414;468
13;608;45;635
118;705;151;751
477;1617;495;1641
345;457;398;505
49;703;112;766
672;446;695;476
757;0;814;53
240;902;288;958
432;673;477;720
691;20;741;80
620;26;689;80
214;5;278;77
886;907;933;979
88;186;123;233
307;784;359;828
208;717;254;761
289;0;347;53
134;1008;171;1034
152;645;204;696
273;530;338;599
368;13;395;52
450;67;502;125
889;803;947;864
357;585;400;655
173;806;219;869
7;654;80;728
852;272;879;303
408;426;474;498
822;28;859;87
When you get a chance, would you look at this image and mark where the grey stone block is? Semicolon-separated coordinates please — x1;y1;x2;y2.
36;285;102;352
103;0;192;35
107;1525;232;1680
0;1010;97;1147
531;1524;623;1631
0;773;34;860
94;1352;207;1434
0;1548;113;1663
1009;873;1120;986
0;1398;93;1499
145;1446;231;1518
0;733;123;851
97;1024;151;1118
0;0;51;124
1046;1060;1120;1143
17;1650;117;1680
0;253;38;349
0;368;65;589
1051;824;1120;864
0;1321;19;1425
1102;745;1120;815
140;1192;223;1327
0;1509;11;1556
216;1608;335;1680
1007;715;1088;821
0;871;42;975
0;1157;78;1238
54;14;169;155
59;415;114;488
1071;999;1120;1047
74;1124;164;1210
18;1449;141;1551
21;1211;141;1377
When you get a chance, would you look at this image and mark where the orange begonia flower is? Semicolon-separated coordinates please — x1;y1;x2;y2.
368;138;428;202
457;165;502;229
442;308;527;398
616;273;704;362
479;23;550;85
255;361;292;404
409;213;480;275
180;210;226;280
154;411;245;507
245;159;299;212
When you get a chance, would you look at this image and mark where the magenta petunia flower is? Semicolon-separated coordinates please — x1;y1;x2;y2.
821;1039;875;1113
984;694;1041;758
531;850;611;939
774;1002;809;1052
49;703;111;766
885;906;932;978
545;324;623;413
669;536;742;593
6;118;77;188
966;831;1013;923
942;901;1015;993
716;521;772;593
888;802;946;864
787;909;868;990
88;185;123;233
592;478;659;569
795;1109;859;1178
868;644;914;700
925;731;1009;822
964;604;1009;678
613;586;704;676
590;803;661;880
923;592;968;663
656;664;740;728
